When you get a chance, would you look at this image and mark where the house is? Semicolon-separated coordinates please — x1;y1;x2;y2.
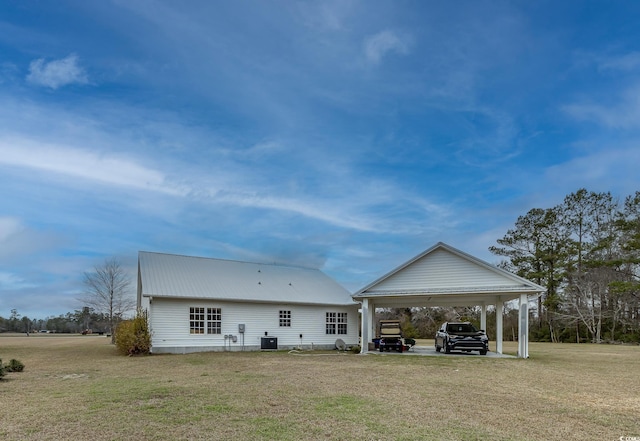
352;242;545;358
137;251;359;354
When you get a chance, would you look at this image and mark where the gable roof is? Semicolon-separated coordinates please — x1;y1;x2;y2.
352;242;545;306
138;251;356;306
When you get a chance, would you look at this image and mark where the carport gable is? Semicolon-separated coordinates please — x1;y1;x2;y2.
352;242;542;308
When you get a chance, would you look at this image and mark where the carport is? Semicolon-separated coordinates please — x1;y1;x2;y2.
352;242;545;358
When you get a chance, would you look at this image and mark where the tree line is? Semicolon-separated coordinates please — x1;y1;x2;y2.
490;188;640;343
1;257;136;336
378;188;639;344
0;307;113;334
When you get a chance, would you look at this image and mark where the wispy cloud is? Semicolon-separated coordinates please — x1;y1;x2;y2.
0;137;185;195
0;216;24;244
215;192;381;232
0;87;453;236
0;62;20;84
543;145;640;195
26;54;88;89
574;50;640;73
597;51;640;72
0;133;450;236
363;30;410;65
295;0;356;31
0;271;36;290
563;83;640;129
0;216;65;265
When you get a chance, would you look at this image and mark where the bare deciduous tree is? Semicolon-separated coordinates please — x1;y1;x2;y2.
81;258;136;339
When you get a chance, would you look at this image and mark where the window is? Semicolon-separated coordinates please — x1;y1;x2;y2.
207;308;222;334
190;307;221;335
325;312;336;334
190;307;205;334
326;312;348;335
279;310;291;327
337;312;348;335
447;323;477;333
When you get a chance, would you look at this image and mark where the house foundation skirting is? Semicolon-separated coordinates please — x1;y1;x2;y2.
150;343;341;354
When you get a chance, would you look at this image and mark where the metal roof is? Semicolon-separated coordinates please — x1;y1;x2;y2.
138;251;356;306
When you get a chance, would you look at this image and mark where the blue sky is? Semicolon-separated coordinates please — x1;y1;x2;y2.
2;1;640;319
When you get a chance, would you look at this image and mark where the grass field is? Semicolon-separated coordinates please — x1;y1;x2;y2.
1;335;639;440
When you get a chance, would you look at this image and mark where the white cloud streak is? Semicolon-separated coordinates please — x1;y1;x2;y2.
597;51;640;72
215;191;381;232
363;30;410;64
0;137;186;196
543;145;640;195
0;216;24;243
0;216;65;266
26;54;88;89
563;83;640;129
0;271;37;289
0;135;450;235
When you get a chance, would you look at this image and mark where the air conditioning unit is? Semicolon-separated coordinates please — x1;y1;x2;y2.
260;337;277;350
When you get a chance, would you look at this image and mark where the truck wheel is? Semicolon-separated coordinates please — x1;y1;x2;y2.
444;340;451;354
398;345;403;353
480;349;487;355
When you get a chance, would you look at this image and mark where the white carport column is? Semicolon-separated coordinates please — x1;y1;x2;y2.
367;301;375;347
360;298;370;354
480;304;487;332
518;294;529;358
495;297;504;354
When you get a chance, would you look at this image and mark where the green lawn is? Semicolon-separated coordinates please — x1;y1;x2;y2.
1;334;639;440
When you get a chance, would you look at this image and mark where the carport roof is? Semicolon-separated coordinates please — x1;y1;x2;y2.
352;242;545;307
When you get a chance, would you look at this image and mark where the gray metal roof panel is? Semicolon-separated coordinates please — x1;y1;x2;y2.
138;251;356;306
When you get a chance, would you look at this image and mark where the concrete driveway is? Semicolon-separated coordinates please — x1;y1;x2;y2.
367;345;515;358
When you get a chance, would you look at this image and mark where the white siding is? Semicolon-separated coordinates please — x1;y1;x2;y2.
371;248;519;292
148;298;359;354
140;295;150;312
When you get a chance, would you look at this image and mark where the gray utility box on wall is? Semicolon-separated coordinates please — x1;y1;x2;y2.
261;337;277;350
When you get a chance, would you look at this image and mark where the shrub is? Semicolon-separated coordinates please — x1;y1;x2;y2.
5;359;24;372
401;321;420;339
350;345;361;354
114;309;151;356
619;331;640;344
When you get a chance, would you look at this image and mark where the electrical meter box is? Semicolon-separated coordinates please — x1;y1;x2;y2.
238;324;245;334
